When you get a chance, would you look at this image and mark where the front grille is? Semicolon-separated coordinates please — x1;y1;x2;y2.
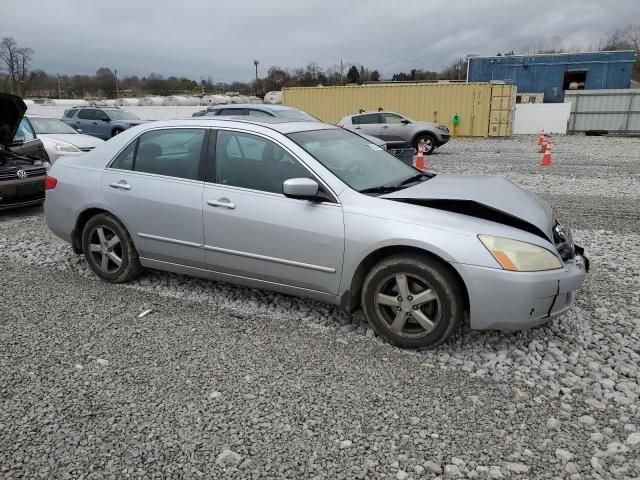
0;166;47;181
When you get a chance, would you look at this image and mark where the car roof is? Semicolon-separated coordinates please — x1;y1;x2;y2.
145;116;338;134
209;104;293;111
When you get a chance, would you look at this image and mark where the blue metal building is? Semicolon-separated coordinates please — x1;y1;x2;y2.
468;51;636;103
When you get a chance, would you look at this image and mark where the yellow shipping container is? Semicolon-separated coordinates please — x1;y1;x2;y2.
282;82;516;137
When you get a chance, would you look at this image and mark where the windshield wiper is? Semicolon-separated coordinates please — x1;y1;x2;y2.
396;173;431;186
359;185;404;195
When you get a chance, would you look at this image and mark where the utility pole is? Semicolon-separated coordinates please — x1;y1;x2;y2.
340;59;344;85
57;74;62;98
253;60;259;96
114;68;120;99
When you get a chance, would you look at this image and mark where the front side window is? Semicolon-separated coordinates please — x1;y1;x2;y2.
14;118;36;142
94;110;111;121
214;130;310;194
110;128;205;180
382;113;406;124
288;128;418;192
106;110;140;121
248;109;273;117
64;109;77;118
77;109;95;120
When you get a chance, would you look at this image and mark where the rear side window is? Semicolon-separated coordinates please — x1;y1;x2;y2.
64;109;77;118
77;109;95;120
218;108;248;116
356;114;381;125
110;128;205;180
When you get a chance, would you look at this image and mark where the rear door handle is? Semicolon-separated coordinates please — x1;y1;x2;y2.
207;198;236;209
382;125;389;129
354;127;361;130
109;181;131;190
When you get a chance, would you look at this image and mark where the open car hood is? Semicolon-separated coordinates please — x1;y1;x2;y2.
0;93;27;147
381;175;555;241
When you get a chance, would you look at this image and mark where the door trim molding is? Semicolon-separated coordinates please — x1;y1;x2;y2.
203;245;337;273
137;232;203;248
137;232;337;274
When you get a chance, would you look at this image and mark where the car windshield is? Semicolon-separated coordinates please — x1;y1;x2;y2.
288;128;427;193
29;117;78;134
105;110;140;121
276;109;319;122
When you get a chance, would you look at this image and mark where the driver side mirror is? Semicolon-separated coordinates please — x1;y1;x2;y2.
283;178;320;201
101;117;111;122
401;119;411;125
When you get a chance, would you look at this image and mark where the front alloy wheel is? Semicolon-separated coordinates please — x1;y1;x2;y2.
362;254;464;349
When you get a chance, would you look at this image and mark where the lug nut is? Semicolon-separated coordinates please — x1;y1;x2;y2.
413;305;419;310
397;296;402;301
407;295;413;301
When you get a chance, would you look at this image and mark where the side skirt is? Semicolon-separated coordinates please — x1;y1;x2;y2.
139;257;341;306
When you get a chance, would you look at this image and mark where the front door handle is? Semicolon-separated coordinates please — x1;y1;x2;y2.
109;181;131;190
207;198;236;209
354;127;361;130
382;125;389;129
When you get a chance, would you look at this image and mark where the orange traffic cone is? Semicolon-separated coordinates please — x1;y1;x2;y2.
541;143;552;167
415;144;425;170
539;138;547;153
538;130;545;146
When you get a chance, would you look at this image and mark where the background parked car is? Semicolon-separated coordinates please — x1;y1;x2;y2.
25;115;104;164
195;104;388;149
62;106;144;139
338;110;450;154
0;94;47;210
11;116;48;162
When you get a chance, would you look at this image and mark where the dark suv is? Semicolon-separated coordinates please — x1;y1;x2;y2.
62;107;144;139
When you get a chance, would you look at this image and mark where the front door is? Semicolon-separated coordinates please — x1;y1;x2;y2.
202;129;344;294
102;127;207;268
379;112;410;146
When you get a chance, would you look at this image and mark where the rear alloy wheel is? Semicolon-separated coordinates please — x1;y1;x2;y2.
81;213;141;283
362;254;464;349
414;134;436;155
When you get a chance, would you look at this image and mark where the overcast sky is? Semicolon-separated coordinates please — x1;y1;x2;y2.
1;0;638;82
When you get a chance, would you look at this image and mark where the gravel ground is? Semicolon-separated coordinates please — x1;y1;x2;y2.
1;135;639;479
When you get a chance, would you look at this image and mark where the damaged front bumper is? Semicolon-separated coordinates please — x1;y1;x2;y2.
453;247;589;331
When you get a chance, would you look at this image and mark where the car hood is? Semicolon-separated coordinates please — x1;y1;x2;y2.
37;133;104;148
381;175;555;241
0;93;27;147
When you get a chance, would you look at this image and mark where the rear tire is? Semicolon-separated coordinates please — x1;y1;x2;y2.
81;213;141;283
361;254;464;349
414;134;436;155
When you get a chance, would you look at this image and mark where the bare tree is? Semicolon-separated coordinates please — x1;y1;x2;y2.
0;37;34;96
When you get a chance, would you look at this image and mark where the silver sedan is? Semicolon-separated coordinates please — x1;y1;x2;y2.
44;117;588;349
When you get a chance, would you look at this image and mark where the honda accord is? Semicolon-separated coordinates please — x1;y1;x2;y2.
44;117;588;349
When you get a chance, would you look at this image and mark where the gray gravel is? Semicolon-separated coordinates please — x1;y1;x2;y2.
1;134;639;479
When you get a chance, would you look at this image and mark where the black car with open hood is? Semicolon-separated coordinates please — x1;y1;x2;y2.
0;93;48;210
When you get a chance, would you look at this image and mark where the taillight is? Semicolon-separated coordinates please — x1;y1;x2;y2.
45;175;58;190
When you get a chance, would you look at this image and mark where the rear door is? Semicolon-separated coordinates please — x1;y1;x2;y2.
379;112;410;146
102;127;207;268
93;109;113;139
352;113;382;137
202;128;345;294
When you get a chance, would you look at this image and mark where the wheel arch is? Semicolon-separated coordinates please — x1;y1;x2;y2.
72;207;132;254
411;130;437;147
342;245;469;315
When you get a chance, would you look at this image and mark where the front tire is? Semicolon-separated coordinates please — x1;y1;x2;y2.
361;254;464;349
414;134;436;155
81;213;141;283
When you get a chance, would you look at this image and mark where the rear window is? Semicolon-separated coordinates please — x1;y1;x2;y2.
353;114;381;125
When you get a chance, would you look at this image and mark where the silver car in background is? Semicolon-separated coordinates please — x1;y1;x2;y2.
338;110;450;154
44;117;588;349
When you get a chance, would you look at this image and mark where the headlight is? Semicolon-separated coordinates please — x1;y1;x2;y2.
436;124;449;132
53;142;81;153
478;235;562;272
